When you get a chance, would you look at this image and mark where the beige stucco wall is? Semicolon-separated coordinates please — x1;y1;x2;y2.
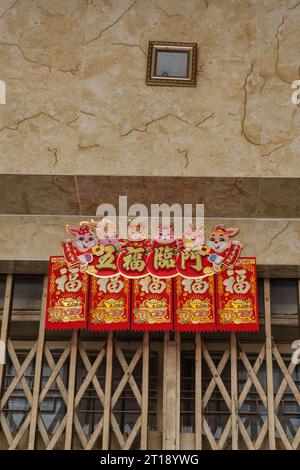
0;0;299;177
0;0;299;270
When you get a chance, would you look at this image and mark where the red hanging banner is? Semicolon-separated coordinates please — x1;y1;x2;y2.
45;256;88;330
47;220;261;334
215;257;259;332
174;275;216;331
88;274;130;331
132;276;173;331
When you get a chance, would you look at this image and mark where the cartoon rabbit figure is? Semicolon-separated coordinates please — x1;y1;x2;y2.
157;223;174;244
205;224;242;272
121;220;152;253
127;221;148;242
92;218;121;250
66;222;98;270
150;223;180;250
183;223;206;251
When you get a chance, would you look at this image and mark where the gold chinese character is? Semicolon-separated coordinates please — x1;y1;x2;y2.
180;250;203;272
154;246;175;270
107;275;124;293
223;275;235;293
96;245;117;271
182;278;209;294
223;269;250;294
234;269;250;294
55;268;68;292
65;267;82;292
56;267;82;293
123;246;146;272
139;276;166;294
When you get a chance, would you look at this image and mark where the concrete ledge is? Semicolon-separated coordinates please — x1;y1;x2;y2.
1;175;300;219
0;215;299;267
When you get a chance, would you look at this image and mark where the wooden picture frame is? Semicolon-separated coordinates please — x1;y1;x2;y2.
146;41;198;87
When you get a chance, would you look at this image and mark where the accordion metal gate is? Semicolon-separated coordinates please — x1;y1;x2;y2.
0;275;299;450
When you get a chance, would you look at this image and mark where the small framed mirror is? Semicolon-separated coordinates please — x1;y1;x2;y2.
146;41;197;87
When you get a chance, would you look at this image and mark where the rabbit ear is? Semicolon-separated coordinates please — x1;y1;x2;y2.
66;225;79;235
90;219;99;230
225;227;239;237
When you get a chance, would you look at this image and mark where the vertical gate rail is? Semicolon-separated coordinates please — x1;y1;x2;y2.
141;332;149;450
28;275;48;449
102;331;113;450
195;333;202;450
231;333;238;450
162;333;181;450
0;275;13;397
264;279;276;449
65;331;78;449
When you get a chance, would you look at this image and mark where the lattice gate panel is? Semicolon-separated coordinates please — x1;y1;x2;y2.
200;342;232;450
108;334;149;450
0;340;37;450
272;344;300;450
34;340;71;449
237;343;268;449
0;272;299;451
73;340;106;449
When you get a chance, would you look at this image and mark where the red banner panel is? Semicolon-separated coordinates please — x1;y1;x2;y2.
174;275;216;331
46;256;88;330
216;257;259;332
132;276;173;331
88;275;130;331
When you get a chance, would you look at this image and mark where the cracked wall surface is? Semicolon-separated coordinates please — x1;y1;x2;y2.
0;0;299;268
0;0;299;176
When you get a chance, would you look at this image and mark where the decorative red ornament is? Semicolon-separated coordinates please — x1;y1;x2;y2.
88;275;130;331
215;257;259;332
44;221;261;334
131;275;173;331
45;256;88;330
174;275;216;332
